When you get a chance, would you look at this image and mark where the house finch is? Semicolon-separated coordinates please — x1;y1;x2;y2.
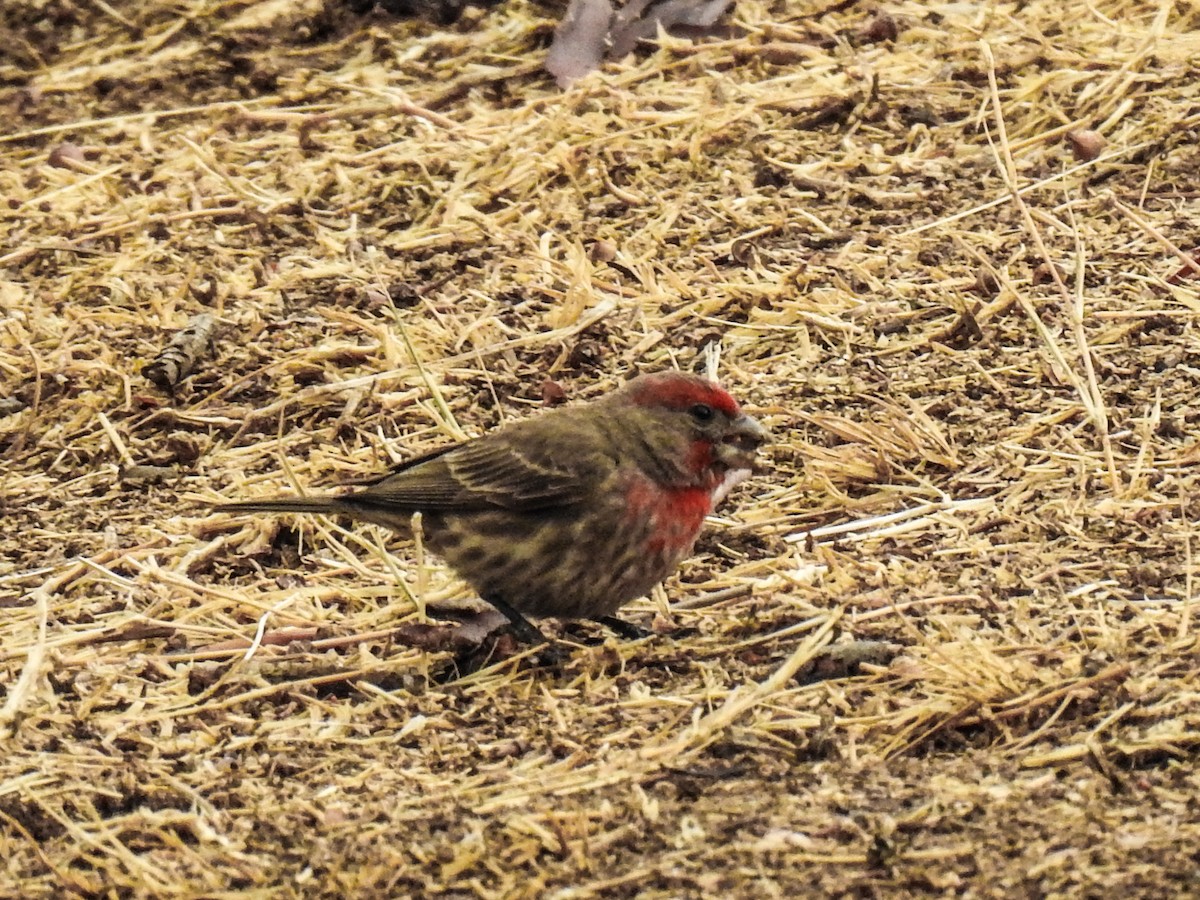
219;371;770;644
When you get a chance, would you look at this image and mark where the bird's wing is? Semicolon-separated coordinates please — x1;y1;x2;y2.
340;442;460;486
351;412;609;512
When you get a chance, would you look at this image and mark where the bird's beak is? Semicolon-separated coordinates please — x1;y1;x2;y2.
716;413;771;470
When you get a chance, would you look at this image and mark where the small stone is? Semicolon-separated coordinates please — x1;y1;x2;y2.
1065;129;1106;162
589;239;617;263
48;142;85;169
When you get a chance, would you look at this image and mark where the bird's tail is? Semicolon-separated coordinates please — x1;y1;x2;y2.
217;495;346;516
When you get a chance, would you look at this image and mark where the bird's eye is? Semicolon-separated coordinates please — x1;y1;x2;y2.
690;403;715;422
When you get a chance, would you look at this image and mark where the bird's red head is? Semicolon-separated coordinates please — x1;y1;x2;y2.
623;372;742;418
617;371;769;485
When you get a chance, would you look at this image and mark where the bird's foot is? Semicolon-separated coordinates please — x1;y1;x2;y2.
592;615;652;640
483;594;556;648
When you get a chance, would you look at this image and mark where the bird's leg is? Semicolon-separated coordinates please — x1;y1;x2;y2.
592;615;652;640
483;595;551;646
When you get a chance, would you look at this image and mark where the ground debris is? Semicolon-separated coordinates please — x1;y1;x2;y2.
142;313;217;394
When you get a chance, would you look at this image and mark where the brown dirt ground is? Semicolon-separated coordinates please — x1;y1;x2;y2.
3;0;1200;896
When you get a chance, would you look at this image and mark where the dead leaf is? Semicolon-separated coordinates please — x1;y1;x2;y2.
546;0;614;88
611;0;733;58
547;0;735;87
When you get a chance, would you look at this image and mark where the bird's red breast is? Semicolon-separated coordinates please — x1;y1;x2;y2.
623;473;714;558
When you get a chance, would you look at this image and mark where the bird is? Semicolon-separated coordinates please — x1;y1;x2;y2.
218;371;770;645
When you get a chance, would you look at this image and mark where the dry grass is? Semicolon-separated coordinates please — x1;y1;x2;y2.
3;0;1200;895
